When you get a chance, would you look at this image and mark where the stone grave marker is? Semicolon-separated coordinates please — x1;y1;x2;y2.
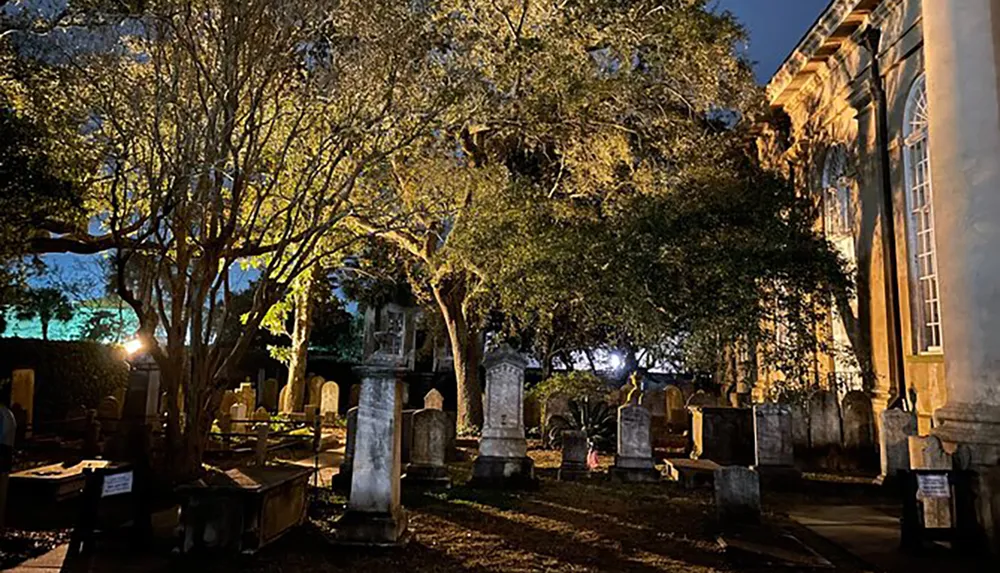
686;390;718;409
404;408;451;487
714;466;761;524
424;389;444;410
333;407;359;491
321;382;340;425
841;391;876;468
879;409;917;484
336;367;408;545
219;390;237;418
349;384;361;408
237;381;256;412
558;430;589;481
808;391;841;450
543;392;571;446
230;403;247;434
664;386;686;430
908;435;954;529
260;378;279;412
611;403;658;482
308;375;325;407
11;369;35;437
789;402;810;454
278;384;290;413
252;406;270;422
97;396;121;433
752;404;799;483
641;389;666;418
690;407;754;466
471;345;536;488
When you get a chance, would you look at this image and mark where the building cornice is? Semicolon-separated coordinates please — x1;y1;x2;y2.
767;0;882;109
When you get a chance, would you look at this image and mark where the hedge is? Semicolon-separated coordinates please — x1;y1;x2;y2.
0;338;129;423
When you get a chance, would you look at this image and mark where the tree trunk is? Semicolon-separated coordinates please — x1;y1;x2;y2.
41;321;49;340
282;271;316;414
433;283;483;430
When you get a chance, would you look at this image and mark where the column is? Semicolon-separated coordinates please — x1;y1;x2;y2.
923;0;1000;457
923;0;1000;551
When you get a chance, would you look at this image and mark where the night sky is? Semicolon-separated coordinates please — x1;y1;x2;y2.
715;0;831;83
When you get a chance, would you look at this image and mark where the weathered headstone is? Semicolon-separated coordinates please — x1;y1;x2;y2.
808;391;841;450
278;384;290;413
690;406;754;466
664;385;686;430
401;409;417;464
841;391;876;468
122;358;161;426
10;369;34;438
349;384;361;408
908;435;954;529
424;389;444;410
335;367;408;545
97;396;121;433
752;404;800;484
252;406;270;422
789;402;810;454
219;390;237;418
879;409;917;484
320;382;340;425
611;404;659;482
558;430;589;481
308;375;325;407
641;389;666;418
543;392;571;447
260;378;279;412
686;390;719;409
714;466;761;524
237;381;256;412
230;403;247;434
471;345;536;488
332;407;359;491
404;408;451;487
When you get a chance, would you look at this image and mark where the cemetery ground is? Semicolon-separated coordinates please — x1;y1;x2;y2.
5;439;928;573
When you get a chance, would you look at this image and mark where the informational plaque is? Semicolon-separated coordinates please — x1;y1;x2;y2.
101;470;134;498
917;474;950;499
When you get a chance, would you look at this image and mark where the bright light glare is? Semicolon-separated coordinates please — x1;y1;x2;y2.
123;339;144;356
609;353;624;370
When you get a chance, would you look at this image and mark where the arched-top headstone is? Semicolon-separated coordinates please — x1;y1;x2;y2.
808;391;842;449
664;385;686;427
424;389;444;410
841;391;875;454
686;390;718;409
308;375;326;406
641;389;666;418
252;406;270;422
321;382;340;422
260;378;279;412
219;390;238;417
98;395;121;420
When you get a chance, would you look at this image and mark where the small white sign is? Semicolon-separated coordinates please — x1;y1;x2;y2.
917;474;950;499
101;471;134;498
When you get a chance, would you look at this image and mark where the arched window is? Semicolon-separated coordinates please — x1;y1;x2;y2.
822;145;853;238
903;76;943;353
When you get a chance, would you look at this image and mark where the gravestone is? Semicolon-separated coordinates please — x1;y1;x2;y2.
752;404;799;483
230;403;247;434
97;396;121;433
841;391;876;468
122;358;161;427
808;391;841;450
789;403;810;454
260;378;279;412
401;410;417;464
332;407;359;491
335;367;408;546
278;384;290;413
471;345;536;488
664;386;686;430
908;435;954;529
10;369;34;438
321;382;340;425
219;390;237;418
308;376;325;407
641;389;666;418
686;390;719;409
424;389;444;411
252;407;270;423
217;413;232;436
349;384;361;408
239;381;257;411
690;407;754;466
714;466;761;524
611;404;659;482
404;408;451;488
543;392;571;447
879;409;917;484
558;430;589;481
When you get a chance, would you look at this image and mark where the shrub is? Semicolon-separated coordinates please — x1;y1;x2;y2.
546;397;617;452
526;371;606;408
0;338;129;423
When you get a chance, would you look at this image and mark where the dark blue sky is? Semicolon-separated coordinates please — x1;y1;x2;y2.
715;0;831;83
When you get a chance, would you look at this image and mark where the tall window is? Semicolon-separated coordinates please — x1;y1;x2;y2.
903;76;943;353
822;145;853;239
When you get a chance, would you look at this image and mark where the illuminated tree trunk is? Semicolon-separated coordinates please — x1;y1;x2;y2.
282;269;316;413
433;276;483;429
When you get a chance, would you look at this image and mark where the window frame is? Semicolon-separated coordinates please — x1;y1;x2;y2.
902;75;944;355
